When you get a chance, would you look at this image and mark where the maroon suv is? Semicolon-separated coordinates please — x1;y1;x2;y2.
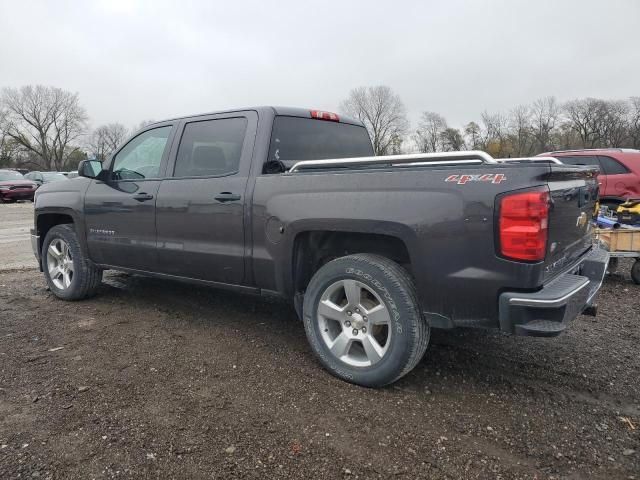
538;148;640;210
0;169;38;203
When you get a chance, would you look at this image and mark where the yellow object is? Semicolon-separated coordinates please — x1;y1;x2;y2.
617;199;640;214
616;199;640;225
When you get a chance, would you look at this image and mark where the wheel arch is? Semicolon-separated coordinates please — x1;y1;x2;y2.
35;208;88;263
289;228;414;315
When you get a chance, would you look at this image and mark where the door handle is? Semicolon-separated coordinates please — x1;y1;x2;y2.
214;192;241;203
133;192;154;202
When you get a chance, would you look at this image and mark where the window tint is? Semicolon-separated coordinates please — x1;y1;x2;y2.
173;118;247;177
112;126;171;180
556;155;600;167
268;116;374;169
598;156;630;175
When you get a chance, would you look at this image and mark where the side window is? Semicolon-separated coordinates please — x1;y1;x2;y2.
598;156;630;175
173;118;247;177
112;126;171;180
557;155;600;166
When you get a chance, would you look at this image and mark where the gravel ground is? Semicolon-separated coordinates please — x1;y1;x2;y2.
0;206;638;479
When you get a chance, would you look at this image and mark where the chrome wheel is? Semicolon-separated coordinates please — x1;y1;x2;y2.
317;279;392;367
47;238;74;290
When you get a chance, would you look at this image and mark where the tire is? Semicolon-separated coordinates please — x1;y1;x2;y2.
302;253;430;387
42;224;103;300
632;260;640;285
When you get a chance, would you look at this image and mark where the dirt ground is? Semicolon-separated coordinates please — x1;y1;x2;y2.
0;205;638;479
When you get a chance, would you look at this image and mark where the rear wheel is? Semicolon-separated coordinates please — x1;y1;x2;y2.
302;254;429;387
632;260;640;285
42;224;103;300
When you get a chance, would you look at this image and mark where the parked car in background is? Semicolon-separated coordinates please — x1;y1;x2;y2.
66;171;79;179
0;169;38;202
24;171;70;186
539;149;640;211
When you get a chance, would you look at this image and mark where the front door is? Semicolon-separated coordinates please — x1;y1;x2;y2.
155;112;256;284
84;124;174;271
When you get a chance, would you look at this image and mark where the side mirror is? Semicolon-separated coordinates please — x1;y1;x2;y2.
78;160;103;179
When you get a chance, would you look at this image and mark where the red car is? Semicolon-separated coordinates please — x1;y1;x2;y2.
0;169;38;203
538;149;640;210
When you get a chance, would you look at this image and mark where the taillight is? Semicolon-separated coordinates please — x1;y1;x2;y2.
310;110;339;122
499;189;550;261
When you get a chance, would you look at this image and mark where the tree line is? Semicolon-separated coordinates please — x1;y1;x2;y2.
1;84;639;171
0;85;152;171
341;86;640;157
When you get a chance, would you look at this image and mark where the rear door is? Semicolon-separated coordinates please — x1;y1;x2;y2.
84;124;174;271
154;112;257;284
598;155;638;198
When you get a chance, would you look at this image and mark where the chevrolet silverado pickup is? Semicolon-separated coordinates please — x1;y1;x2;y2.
30;106;608;387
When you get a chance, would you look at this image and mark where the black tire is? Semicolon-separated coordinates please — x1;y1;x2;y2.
632;260;640;285
302;254;429;387
42;224;103;300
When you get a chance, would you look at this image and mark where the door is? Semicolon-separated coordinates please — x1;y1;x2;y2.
84;124;174;271
155;112;257;284
598;155;638;199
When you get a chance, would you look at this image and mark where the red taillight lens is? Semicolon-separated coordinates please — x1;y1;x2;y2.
499;189;549;261
310;110;339;122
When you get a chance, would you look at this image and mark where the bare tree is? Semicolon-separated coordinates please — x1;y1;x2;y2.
508;105;534;156
628;97;640;148
599;100;628;147
413;111;447;153
564;98;602;148
88;123;128;160
440;127;464;151
339;86;408;155
531;96;559;152
463;121;482;150
0;85;88;170
481;111;511;157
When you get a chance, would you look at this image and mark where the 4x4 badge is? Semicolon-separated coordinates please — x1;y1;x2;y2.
445;173;506;185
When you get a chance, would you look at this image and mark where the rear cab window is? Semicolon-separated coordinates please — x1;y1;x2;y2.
267;116;373;171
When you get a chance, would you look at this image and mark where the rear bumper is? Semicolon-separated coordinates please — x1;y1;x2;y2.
498;246;609;337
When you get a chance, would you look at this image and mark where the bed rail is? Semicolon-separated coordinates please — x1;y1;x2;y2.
287;151;563;173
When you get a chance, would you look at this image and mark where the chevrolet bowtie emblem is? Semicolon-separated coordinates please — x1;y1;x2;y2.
576;212;588;228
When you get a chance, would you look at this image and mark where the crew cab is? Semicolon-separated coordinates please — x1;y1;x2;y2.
30;107;608;387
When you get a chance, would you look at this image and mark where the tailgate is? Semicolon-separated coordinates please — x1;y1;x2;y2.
543;164;599;279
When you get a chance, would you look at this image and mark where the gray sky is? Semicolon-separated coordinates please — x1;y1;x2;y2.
1;0;638;130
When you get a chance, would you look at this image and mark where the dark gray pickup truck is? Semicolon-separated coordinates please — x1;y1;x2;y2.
31;106;608;387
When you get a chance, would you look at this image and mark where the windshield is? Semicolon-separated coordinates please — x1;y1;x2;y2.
0;170;25;181
43;172;69;182
268;116;374;169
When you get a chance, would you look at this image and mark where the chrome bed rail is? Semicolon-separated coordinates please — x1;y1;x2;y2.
287;151;563;173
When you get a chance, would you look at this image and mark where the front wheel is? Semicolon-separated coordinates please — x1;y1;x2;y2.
302;254;430;387
42;224;103;300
